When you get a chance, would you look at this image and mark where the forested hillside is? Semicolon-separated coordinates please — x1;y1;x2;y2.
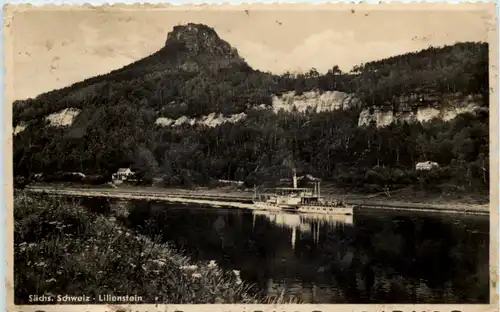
13;24;490;196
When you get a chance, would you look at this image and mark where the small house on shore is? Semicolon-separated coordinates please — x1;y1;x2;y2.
112;168;134;184
415;161;439;171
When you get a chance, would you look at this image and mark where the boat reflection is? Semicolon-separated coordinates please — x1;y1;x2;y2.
252;210;354;249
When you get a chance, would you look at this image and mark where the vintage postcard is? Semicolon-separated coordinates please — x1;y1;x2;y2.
3;2;498;312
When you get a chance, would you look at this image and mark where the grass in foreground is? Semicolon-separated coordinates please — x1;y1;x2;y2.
14;191;295;304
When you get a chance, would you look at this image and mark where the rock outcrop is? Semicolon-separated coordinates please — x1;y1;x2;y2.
271;90;359;113
358;93;486;127
45;108;81;127
155;112;247;128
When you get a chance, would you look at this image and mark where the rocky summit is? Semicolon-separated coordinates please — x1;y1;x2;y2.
165;23;238;57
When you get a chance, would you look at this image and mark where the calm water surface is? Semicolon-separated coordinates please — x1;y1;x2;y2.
82;198;489;304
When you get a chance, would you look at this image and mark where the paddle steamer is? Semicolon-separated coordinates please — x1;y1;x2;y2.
252;170;353;215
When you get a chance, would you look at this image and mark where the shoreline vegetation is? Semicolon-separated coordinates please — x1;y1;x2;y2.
14;191;297;304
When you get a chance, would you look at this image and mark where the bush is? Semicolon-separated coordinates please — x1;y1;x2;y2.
14;192;269;304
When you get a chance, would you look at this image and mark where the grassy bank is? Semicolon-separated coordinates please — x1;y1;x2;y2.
14;191;291;304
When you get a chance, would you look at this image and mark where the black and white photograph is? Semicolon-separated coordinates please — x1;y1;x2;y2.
5;3;497;308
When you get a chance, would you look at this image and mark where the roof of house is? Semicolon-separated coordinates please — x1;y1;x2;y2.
416;161;438;165
117;168;131;173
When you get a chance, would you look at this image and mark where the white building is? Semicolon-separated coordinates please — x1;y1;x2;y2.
415;161;439;171
112;168;134;184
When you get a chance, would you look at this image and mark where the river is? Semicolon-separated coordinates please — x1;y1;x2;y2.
80;197;489;304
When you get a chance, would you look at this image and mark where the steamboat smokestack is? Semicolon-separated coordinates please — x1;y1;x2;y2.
292;168;298;189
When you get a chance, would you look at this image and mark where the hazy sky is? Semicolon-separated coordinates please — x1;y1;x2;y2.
7;5;493;101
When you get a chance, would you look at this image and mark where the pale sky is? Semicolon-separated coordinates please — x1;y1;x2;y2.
6;5;494;101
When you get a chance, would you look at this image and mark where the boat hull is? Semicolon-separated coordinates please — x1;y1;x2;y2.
297;205;353;215
252;201;296;212
252;201;353;215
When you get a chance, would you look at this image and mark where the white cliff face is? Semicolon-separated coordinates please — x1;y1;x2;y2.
155;112;247;128
358;95;484;127
415;107;441;123
45;108;81;127
155;90;358;128
13;107;81;135
358;110;412;127
14;123;27;135
271;90;359;113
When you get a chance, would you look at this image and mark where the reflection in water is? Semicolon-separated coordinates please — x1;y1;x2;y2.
81;199;489;304
252;211;354;249
250;211;357;300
